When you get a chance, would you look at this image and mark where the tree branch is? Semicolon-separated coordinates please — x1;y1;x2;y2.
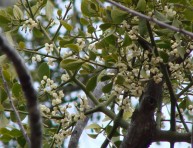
105;0;193;38
0;35;42;148
121;80;162;148
153;130;191;143
68;82;105;148
0;67;31;145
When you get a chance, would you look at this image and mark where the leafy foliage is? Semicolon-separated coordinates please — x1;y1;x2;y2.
0;0;193;147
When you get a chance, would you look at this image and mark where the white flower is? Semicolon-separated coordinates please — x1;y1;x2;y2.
61;74;70;81
45;43;54;53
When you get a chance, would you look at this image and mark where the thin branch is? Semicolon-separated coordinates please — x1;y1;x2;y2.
70;73;128;129
68;82;105;148
0;35;42;148
105;0;193;38
192;122;193;148
101;110;123;148
0;68;31;145
52;2;72;41
177;81;193;98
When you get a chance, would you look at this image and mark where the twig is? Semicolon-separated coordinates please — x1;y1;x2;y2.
177;81;193;98
105;0;193;38
0;68;31;145
101;110;123;148
52;2;72;41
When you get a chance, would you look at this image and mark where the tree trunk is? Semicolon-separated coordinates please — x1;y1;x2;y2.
121;80;163;148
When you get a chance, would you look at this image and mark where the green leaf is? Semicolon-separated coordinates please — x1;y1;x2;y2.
0;104;4;112
100;75;113;81
60;59;84;70
111;8;128;24
0;55;8;66
18;42;25;49
154;10;169;22
122;33;132;47
89;50;96;61
104;35;117;45
81;0;99;17
17;136;26;147
12;83;22;98
102;82;113;93
13;5;23;19
63;44;80;52
0;134;12;142
0;113;9;128
82;63;95;73
87;25;95;34
38;62;50;80
87;134;98;139
80;18;89;26
86;75;98;91
10;129;22;138
2;69;11;82
159;51;169;63
105;125;120;137
138;18;147;35
177;47;186;59
136;0;146;11
0;87;7;103
184;9;193;21
115;75;125;85
179;98;187;110
86;123;102;129
60;20;73;31
45;0;54;20
59;37;75;46
99;23;112;31
57;9;62;17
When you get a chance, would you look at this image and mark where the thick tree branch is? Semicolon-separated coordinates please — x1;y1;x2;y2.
153;130;191;143
0;35;42;148
121;80;163;148
105;0;193;38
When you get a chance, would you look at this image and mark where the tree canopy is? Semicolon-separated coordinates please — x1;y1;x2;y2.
0;0;193;147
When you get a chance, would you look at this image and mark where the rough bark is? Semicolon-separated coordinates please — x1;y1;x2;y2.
0;35;42;148
121;80;163;148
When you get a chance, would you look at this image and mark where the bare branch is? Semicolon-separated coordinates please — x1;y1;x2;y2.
105;0;193;38
153;130;191;143
0;67;31;145
0;35;42;148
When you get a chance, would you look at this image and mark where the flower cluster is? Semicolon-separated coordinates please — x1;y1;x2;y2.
122;20;130;29
53;129;72;147
128;26;138;40
40;104;50;114
32;55;42;62
164;6;176;18
51;90;65;106
76;38;85;50
22;18;38;32
45;43;54;53
188;105;193;116
129;82;143;96
117;97;133;112
47;57;54;66
61;73;70;81
40;76;64;106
